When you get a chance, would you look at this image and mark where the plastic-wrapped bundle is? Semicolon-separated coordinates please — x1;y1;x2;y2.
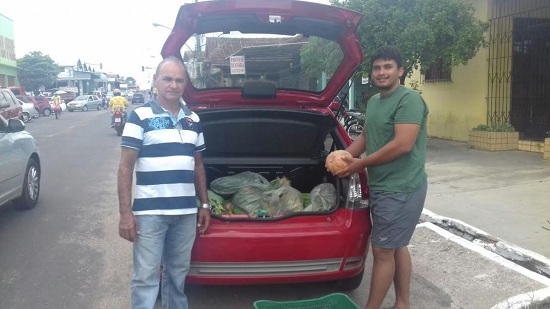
303;183;337;212
261;186;304;216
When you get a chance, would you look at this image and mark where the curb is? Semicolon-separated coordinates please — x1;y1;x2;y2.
421;209;550;280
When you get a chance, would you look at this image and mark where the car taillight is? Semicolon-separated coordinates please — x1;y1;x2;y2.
345;173;368;209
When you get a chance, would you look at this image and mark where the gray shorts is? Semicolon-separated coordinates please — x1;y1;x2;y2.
369;182;427;249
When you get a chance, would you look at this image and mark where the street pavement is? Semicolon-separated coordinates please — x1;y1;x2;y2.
402;138;550;308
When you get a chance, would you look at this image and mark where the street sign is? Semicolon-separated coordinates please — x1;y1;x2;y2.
230;56;245;75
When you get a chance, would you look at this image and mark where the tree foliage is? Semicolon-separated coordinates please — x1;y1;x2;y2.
331;0;488;82
301;37;343;79
17;51;61;93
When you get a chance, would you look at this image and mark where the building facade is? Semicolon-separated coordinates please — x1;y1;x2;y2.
0;13;18;88
413;0;550;142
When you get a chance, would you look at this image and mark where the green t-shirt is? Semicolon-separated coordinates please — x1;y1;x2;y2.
365;86;429;193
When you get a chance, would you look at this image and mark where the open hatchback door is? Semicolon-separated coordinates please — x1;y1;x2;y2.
156;0;371;290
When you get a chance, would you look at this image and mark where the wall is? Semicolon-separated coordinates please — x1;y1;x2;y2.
0;13;18;87
409;0;490;141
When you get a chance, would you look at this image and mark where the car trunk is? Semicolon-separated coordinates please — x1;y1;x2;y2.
197;107;363;218
189;107;370;282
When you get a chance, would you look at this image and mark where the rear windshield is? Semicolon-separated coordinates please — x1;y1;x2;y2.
181;32;343;94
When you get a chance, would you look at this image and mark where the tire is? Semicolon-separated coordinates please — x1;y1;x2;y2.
333;269;364;291
82;105;89;112
116;126;123;136
346;122;363;140
43;108;51;117
97;104;101;110
13;158;40;211
68;109;74;112
21;112;31;123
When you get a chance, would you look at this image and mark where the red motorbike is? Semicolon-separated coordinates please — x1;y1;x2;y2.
113;111;126;136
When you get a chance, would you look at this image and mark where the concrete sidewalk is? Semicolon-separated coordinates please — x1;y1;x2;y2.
423;138;550;259
403;138;550;308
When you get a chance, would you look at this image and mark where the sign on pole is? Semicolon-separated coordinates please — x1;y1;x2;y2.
230;56;246;75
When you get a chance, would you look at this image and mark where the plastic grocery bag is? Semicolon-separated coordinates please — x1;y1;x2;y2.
261;186;304;216
231;186;266;216
210;171;270;197
303;183;337;212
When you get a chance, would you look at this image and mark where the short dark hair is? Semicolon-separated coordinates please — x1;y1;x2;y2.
370;45;403;68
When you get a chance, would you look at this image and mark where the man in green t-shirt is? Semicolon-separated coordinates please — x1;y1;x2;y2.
328;45;429;309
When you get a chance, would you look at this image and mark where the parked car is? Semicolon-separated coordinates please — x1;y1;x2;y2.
131;92;145;104
0;88;22;120
17;99;40;122
33;96;54;116
66;95;103;112
16;95;39;114
158;0;371;289
0;114;41;210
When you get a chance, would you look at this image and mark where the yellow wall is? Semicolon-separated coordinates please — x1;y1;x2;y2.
408;0;490;141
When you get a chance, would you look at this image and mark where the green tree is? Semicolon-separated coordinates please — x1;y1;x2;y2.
301;37;343;79
331;0;488;84
17;51;61;93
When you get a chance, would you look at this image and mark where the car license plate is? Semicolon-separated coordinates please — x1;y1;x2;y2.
115;118;121;123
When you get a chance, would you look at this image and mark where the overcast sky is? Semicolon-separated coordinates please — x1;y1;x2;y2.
2;0;330;87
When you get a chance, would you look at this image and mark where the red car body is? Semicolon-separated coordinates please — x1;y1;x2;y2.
33;96;53;116
161;0;370;289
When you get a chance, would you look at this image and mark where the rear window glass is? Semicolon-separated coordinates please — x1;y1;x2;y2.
181;32;343;94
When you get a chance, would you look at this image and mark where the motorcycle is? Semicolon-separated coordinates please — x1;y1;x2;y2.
113;111;126;136
344;109;364;140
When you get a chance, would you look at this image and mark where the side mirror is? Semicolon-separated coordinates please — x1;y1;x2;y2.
8;118;25;133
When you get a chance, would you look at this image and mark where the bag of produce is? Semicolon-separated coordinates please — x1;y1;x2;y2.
303;183;337;212
231;186;266;216
210;171;269;197
260;186;304;216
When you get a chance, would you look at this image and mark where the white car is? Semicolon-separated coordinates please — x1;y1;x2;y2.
66;95;102;112
0;115;41;210
18;99;40;122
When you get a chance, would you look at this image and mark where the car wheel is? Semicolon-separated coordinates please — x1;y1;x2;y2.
68;109;74;112
43;108;51;117
13;157;40;211
333;269;364;291
21;112;31;123
82;105;89;112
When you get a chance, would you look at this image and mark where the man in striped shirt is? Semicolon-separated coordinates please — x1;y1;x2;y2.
117;57;210;309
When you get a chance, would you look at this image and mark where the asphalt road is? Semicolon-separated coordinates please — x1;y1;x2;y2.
1;107;547;309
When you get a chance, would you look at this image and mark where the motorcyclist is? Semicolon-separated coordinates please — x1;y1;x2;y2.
109;89;130;127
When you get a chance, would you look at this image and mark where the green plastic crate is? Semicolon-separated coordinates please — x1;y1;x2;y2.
253;293;359;309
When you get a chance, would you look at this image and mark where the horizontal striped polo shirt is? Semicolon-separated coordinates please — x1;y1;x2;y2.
121;100;205;215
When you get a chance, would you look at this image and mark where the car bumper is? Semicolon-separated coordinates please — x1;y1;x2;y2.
67;104;84;109
187;208;371;285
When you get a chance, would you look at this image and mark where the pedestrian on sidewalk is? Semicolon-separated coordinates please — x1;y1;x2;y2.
327;45;429;309
117;56;210;309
